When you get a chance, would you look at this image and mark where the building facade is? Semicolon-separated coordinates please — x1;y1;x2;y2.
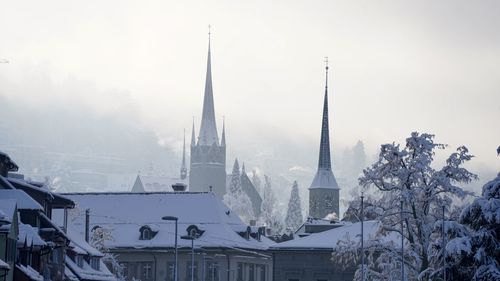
57;192;274;281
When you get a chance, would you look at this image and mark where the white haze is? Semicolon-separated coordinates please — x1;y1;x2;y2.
1;1;499;211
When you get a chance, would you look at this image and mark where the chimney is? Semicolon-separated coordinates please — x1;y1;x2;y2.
172;183;187;192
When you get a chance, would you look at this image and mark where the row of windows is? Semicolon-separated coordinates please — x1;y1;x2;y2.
120;261;225;281
237;262;267;281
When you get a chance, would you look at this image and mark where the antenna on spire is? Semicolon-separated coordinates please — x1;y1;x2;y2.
208;24;212;47
324;56;329;88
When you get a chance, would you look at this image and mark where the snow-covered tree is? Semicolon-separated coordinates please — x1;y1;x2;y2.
285;181;303;231
224;159;255;223
333;132;477;280
444;172;500;280
251;169;262;195
259;175;284;234
90;226;125;280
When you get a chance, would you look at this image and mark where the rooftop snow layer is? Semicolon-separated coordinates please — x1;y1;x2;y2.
271;221;382;250
55;192;272;250
0;190;43;210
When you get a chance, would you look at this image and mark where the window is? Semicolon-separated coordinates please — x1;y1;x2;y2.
237;262;244;281
141;262;153;281
185;261;198;281
258;265;266;281
76;255;84;268
248;264;255;281
120;262;128;278
167;262;175;281
91;257;100;270
205;261;220;281
141;228;151;240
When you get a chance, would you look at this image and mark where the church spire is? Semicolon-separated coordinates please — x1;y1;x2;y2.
180;129;187;180
198;25;219;146
310;57;339;190
191;117;196;146
318;57;331;170
221;116;226;146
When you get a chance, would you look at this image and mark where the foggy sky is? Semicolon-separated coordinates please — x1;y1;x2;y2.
1;1;499;187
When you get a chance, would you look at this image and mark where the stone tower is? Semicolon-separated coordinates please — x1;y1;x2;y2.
309;59;340;219
189;32;227;197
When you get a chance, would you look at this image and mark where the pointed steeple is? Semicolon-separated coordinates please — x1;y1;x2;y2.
241;162;246;174
310;57;339;190
318;58;331;170
198;26;219;146
191;118;196;146
221;116;226;146
180;129;187;180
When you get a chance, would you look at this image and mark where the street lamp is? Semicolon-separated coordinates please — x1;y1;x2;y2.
181;235;196;281
162;216;178;281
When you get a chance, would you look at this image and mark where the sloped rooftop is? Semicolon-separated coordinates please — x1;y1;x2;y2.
55;192;272;251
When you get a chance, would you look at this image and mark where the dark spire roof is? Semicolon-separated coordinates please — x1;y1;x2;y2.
181;129;187;180
318;59;331;170
191;117;196;146
198;29;219;146
221;116;226;146
310;58;339;190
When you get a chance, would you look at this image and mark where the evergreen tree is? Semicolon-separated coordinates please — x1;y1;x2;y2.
445;173;500;280
251;169;262;195
224;158;255;223
285;180;303;231
259;175;284;234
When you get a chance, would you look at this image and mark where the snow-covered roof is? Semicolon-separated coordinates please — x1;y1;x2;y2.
18;223;46;247
0;259;9;270
65;256;117;281
0;199;16;224
271;221;381;250
15;264;43;281
6;177;74;208
56;192;273;251
0;190;43;210
132;175;187;192
68;230;104;257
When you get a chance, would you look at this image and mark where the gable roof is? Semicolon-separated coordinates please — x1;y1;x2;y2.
271;221;382;250
55;192;272;251
131;175;187;192
0;190;43;210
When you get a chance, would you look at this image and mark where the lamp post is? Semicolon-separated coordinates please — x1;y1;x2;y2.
162;216;179;281
400;199;405;281
442;205;446;281
360;192;365;281
181;235;195;281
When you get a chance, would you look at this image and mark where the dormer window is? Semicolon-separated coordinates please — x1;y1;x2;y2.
139;225;158;240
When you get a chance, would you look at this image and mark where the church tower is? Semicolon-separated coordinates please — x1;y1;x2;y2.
309;58;340;219
189;30;227;197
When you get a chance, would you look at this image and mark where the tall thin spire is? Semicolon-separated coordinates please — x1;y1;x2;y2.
310;57;339;190
318;57;331;170
198;25;219;146
191;117;196;146
221;116;226;146
181;129;187;179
